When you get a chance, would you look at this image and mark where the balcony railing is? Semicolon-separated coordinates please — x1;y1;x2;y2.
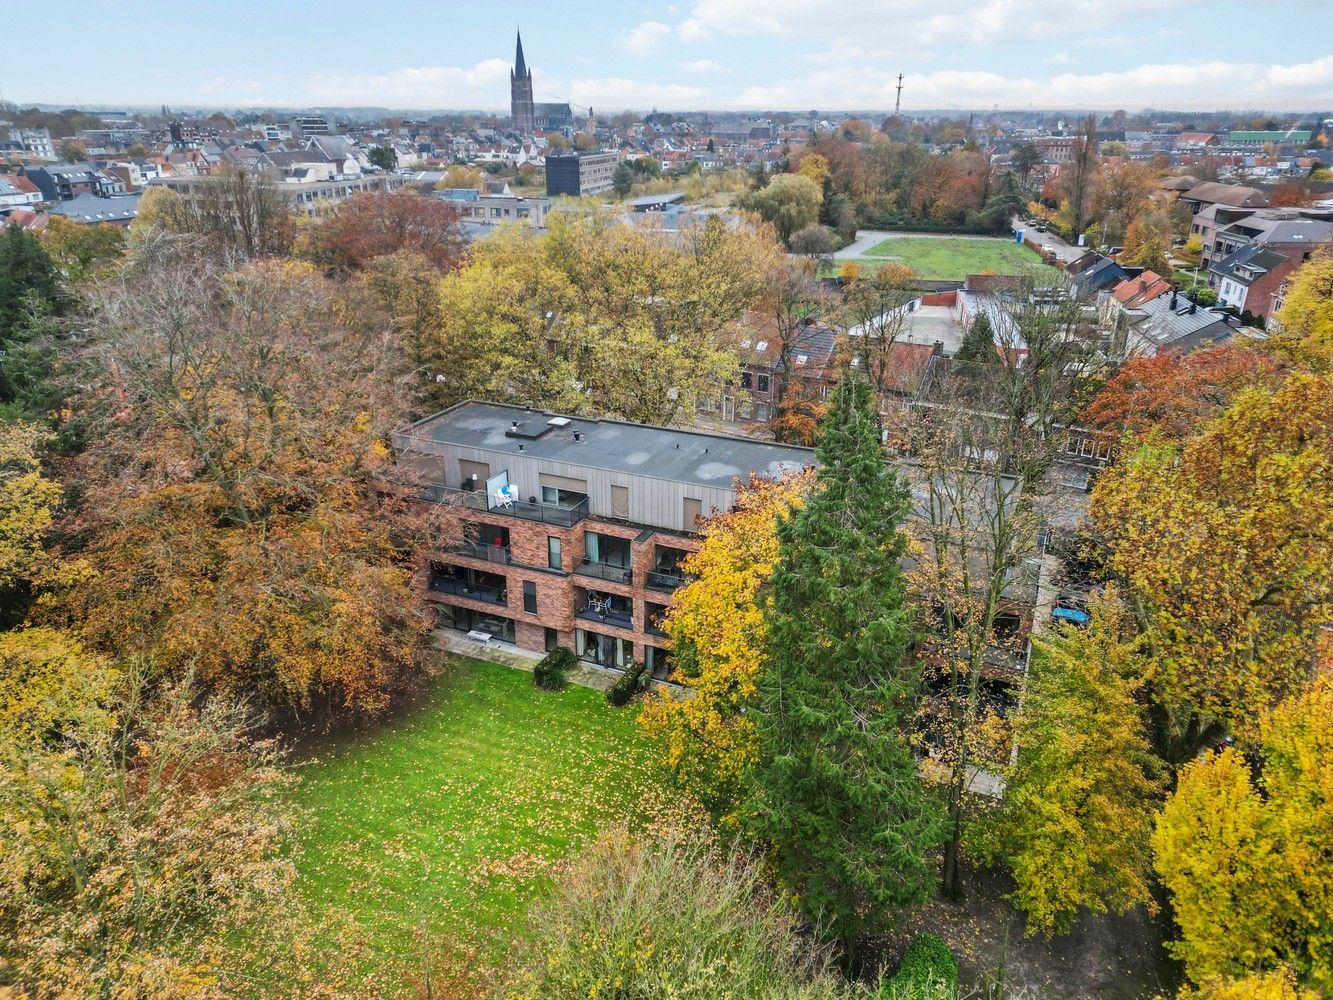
645;569;686;592
427;575;507;606
575;559;633;585
453;541;512;564
577;603;634;630
645;616;669;638
419;484;487;510
489;495;589;527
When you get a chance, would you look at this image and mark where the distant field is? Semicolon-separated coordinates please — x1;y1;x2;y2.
859;236;1057;282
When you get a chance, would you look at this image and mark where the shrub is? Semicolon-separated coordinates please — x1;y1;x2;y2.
882;934;958;995
533;647;576;691
605;662;649;707
500;827;855;999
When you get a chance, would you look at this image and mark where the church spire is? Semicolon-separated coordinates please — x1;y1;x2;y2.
514;29;529;80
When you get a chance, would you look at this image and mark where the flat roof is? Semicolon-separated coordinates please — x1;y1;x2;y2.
399;401;815;490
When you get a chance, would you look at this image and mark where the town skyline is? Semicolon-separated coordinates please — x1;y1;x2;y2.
4;0;1331;112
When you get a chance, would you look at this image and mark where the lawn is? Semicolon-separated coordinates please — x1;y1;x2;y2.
292;656;657;963
860;236;1056;282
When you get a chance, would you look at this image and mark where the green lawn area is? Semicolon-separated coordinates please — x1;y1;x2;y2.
292;656;657;963
860;236;1056;282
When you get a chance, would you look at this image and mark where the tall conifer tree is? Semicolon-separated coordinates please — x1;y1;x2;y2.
750;372;943;959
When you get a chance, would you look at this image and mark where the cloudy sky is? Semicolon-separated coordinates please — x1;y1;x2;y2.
10;0;1332;112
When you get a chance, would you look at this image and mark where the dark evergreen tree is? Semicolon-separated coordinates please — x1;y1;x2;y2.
954;313;997;365
612;161;634;198
749;372;943;962
0;223;64;342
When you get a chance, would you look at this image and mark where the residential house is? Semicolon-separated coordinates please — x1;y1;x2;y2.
19;162;123;201
392;401;814;676
1178;181;1269;216
0;174;43;208
1212;246;1296;320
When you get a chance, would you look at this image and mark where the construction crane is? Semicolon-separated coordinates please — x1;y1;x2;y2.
894;73;904;115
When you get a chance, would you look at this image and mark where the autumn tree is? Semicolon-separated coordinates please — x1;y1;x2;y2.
977;598;1163;936
0;422;85;625
1153;676;1333;992
1121;211;1173;274
789;223;837;260
842;262;918;393
139;164;296;257
54;240;435;720
1058;115;1098;238
898;296;1101;900
759;259;833;426
1272;248;1332;370
41;215;127;284
1080;343;1273;440
746;173;823;243
0;670;371;997
425;211;783;425
751;374;942;958
1010;142;1040;188
638;471;813;824
1092;373;1333;758
305;189;465;273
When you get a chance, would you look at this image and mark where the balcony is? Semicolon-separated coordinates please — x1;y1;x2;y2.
645;603;669;638
452;541;512;565
428;573;507;607
489;494;589;527
645;569;686;592
577;596;634;630
575;558;633;585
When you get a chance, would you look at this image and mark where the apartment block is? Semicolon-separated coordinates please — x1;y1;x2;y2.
392;402;814;678
545;151;618;196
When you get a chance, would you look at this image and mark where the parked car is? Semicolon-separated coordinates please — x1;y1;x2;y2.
1041;244;1055;256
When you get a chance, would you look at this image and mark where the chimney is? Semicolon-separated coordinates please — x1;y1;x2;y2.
1170;289;1178;309
1189;300;1197;315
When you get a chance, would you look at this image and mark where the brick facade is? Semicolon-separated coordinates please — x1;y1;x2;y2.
425;509;700;677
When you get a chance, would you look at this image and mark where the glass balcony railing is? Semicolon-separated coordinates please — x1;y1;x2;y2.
575;558;633;584
645;569;686;591
427;575;507;606
453;541;512;564
489;494;589;527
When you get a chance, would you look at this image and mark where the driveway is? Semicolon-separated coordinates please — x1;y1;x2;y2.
1009;215;1085;264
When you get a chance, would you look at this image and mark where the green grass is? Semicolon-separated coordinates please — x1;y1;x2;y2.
291;657;656;962
858;236;1057;282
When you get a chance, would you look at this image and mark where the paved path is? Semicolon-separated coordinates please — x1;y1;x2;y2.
834;228;1011;260
1009;215;1085;264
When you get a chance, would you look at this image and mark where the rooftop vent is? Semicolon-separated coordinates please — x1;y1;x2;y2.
547;417;571;427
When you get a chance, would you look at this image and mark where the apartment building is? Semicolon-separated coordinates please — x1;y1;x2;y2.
545;150;618;196
392;402;814;678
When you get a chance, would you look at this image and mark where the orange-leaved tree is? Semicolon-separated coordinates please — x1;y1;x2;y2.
1091;372;1333;758
53;240;440;721
638;470;813;824
1080;343;1273;441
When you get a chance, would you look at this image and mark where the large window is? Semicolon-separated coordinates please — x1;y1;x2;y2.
576;629;634;670
645;645;674;680
436;604;516;643
547;535;562;571
584;531;631;569
523;580;537;614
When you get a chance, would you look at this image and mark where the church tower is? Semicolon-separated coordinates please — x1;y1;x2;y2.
510;30;535;134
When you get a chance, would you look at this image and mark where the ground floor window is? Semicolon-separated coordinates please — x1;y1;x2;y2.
576;629;633;670
544;627;559;652
436;603;516;643
645;645;674;680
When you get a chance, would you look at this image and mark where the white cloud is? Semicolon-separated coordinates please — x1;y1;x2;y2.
620;20;674;56
301;59;513;107
1043;52;1075;66
679;58;730;75
730;57;1333;110
677;0;1186;48
569;76;708;110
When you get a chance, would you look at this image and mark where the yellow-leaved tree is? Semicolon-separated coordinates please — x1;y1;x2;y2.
1272;248;1333;371
637;470;813;824
976;597;1163;936
1153;676;1333;992
1091;373;1333;759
